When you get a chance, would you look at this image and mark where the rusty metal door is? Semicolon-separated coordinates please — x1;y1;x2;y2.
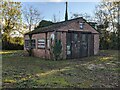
66;32;79;59
80;34;88;57
66;32;93;59
71;32;79;58
88;34;94;56
66;32;72;59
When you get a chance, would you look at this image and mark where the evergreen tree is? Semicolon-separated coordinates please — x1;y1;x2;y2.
52;39;62;60
35;20;54;29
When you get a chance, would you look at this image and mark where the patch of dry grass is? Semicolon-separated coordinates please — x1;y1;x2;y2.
2;50;119;88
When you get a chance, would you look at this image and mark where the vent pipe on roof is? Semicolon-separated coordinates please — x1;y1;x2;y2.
65;1;68;21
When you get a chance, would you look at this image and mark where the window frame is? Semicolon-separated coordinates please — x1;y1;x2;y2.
25;39;36;49
25;39;30;48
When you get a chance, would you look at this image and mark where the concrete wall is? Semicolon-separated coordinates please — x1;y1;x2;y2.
94;34;99;55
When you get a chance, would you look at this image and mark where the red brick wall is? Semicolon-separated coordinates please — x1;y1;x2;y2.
24;18;99;59
58;18;98;34
57;32;66;59
61;32;66;59
24;33;47;58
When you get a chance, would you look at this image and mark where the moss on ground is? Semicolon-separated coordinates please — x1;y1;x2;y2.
2;50;119;88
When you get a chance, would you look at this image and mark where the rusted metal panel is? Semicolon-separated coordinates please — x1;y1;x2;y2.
66;32;72;59
71;32;79;58
87;34;94;56
80;34;88;57
66;32;94;59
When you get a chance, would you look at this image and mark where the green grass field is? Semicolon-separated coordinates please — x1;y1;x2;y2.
2;50;119;88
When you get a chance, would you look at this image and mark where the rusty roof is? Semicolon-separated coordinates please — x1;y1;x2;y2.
25;17;99;35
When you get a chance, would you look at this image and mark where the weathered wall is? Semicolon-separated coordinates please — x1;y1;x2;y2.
94;34;99;55
24;18;99;59
58;18;98;34
58;32;66;59
24;32;67;59
24;33;46;58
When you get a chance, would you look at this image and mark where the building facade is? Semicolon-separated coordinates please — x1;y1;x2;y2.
24;17;99;59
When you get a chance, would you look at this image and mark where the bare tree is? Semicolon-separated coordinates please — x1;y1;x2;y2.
52;14;60;23
95;1;120;32
70;12;93;22
52;14;57;23
22;5;43;56
95;0;120;50
22;6;43;31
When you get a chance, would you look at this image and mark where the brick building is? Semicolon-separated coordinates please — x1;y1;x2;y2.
24;17;99;59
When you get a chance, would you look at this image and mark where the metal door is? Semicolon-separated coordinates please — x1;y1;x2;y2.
71;33;79;58
66;32;79;59
66;33;72;59
88;34;94;56
80;34;88;57
66;32;93;59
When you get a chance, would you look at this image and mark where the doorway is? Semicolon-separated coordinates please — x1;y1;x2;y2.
66;32;94;59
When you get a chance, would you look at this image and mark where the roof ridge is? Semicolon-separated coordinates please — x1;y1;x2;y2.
25;17;99;35
25;17;83;35
39;17;83;29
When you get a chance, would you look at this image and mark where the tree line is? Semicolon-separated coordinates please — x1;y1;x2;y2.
95;1;119;50
1;1;119;50
1;1;42;50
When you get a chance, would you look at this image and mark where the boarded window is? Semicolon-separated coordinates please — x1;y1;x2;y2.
25;39;36;48
38;39;45;48
25;40;29;48
31;39;36;48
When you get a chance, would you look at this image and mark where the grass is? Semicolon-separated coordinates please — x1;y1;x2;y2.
2;50;119;88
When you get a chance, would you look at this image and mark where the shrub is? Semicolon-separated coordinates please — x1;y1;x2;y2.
52;39;62;60
2;41;24;50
